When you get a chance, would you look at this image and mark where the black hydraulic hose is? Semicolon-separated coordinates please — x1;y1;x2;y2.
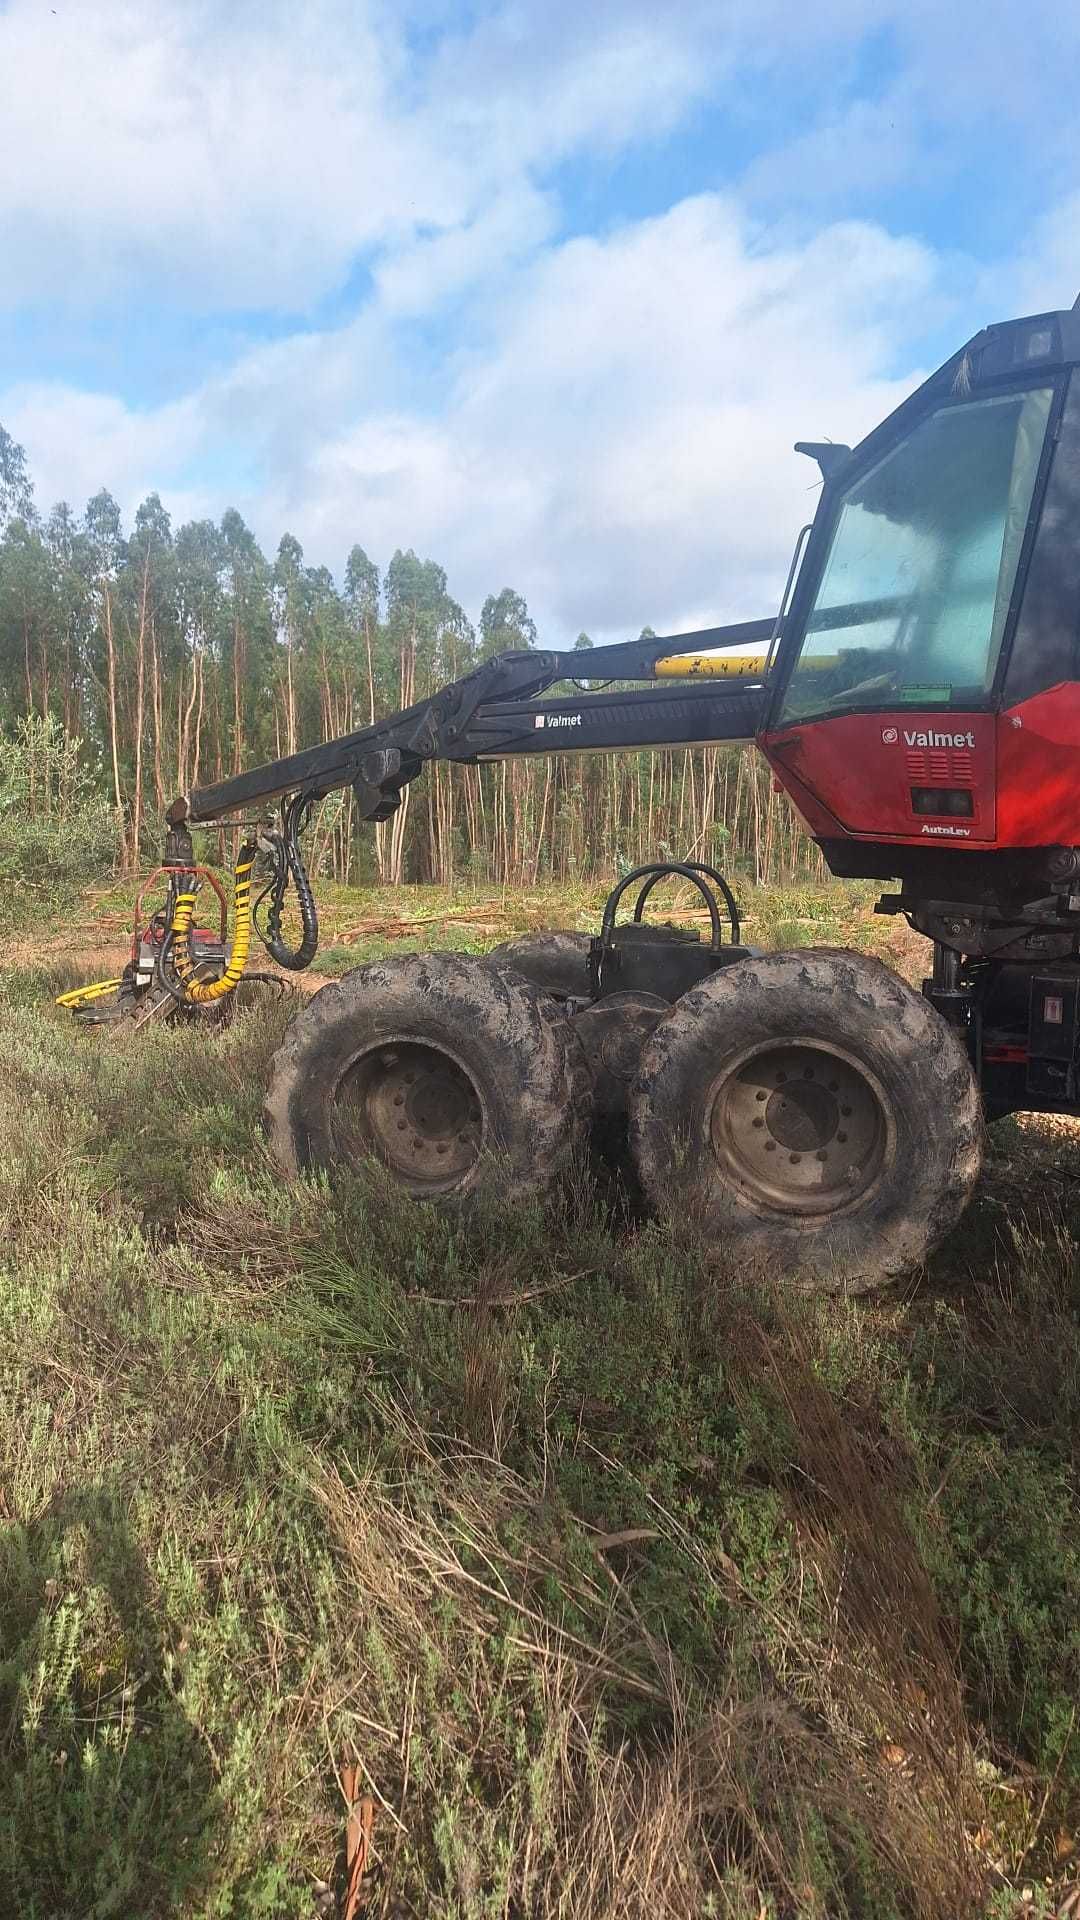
155;926;188;1005
600;862;726;950
632;860;741;947
155;874;190;1004
259;794;319;970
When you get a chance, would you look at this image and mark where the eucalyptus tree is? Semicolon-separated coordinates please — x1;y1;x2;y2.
479;586;536;659
82;490;126;832
0;424;34;532
272;533;307;756
44;502;95;739
220;511;271;770
344;543;382;723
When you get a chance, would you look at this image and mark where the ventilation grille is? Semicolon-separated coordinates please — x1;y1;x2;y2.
905;748;974;786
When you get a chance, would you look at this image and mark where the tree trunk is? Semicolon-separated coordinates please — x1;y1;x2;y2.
131;552;149;870
150;614;164;809
103;583;126;865
387;632;416;886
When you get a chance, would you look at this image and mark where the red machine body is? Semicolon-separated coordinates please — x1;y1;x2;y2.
761;685;1080;852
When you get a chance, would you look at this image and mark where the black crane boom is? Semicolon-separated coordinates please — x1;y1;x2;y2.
167;618;773;828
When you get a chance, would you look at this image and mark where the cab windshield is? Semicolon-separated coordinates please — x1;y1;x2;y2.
779;385;1054;722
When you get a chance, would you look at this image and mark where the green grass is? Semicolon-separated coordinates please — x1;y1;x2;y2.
3;894;1080;1916
62;870;891;982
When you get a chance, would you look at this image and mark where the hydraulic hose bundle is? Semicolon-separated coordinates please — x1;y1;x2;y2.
58;788;319;1022
253;793;319;971
163;795;319;1007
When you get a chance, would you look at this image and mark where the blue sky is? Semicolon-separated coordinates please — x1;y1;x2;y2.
1;0;1078;641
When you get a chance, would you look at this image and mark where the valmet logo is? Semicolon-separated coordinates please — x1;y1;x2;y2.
902;728;977;749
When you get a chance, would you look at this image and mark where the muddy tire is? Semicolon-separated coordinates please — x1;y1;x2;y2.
570;991;669;1168
486;924;700;1001
629;947;983;1291
484;931;592;1000
265;951;589;1205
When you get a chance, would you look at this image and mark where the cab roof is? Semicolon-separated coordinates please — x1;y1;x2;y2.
819;306;1080;487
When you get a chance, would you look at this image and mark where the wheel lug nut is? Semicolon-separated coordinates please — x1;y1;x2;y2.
752;1117;764;1129
765;1141;776;1153
404;1072;416;1086
393;1093;404;1106
841;1104;852;1117
837;1131;847;1144
437;1143;448;1155
396;1120;407;1131
756;1089;766;1102
412;1136;423;1150
789;1153;801;1165
817;1149;828;1162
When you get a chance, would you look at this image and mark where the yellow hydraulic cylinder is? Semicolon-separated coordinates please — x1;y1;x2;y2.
654;651;767;679
654;650;841;679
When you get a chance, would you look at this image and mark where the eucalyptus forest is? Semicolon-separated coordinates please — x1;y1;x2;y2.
0;419;816;889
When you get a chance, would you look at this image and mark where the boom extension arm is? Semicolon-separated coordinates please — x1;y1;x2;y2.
168;616;775;829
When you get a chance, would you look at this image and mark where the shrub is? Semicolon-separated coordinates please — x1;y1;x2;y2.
0;714;119;914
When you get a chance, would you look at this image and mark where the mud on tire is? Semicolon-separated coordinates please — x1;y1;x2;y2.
485;924;701;1002
484;931;591;1000
629;947;983;1291
265;951;589;1205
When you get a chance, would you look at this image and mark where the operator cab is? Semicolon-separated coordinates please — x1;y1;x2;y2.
761;305;1080;885
781;383;1053;723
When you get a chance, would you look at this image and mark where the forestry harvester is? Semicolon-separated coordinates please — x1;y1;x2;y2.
61;300;1080;1287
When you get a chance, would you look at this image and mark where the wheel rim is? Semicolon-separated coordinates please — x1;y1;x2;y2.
708;1037;892;1217
573;991;668;1083
333;1038;486;1190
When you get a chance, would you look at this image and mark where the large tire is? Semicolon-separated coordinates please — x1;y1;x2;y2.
485;924;701;1001
629;948;983;1291
265;951;589;1205
484;931;591;1000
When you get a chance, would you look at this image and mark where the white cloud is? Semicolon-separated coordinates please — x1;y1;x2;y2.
1008;196;1080;317
347;197;933;637
4;0;1079;651
0;382;207;525
2;0;1027;319
0;0;464;310
742;95;920;211
0;0;739;313
422;1;717;174
741;0;1080;226
374;184;557;316
4;193;936;641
